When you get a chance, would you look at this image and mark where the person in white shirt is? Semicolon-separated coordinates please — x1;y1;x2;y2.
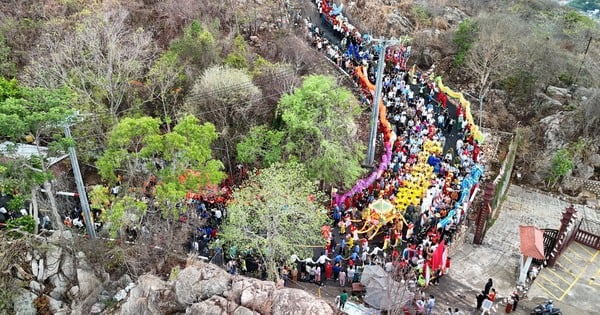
213;208;222;224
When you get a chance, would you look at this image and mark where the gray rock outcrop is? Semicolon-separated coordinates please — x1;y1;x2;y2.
175;263;230;305
12;288;37;315
272;288;336;315
118;261;337;315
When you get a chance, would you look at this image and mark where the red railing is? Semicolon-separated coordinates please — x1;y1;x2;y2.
574;229;600;250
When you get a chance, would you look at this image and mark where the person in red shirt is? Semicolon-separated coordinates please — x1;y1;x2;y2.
443;257;451;275
325;261;333;280
487;288;496;302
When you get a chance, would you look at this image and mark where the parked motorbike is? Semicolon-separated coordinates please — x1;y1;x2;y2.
530;300;562;315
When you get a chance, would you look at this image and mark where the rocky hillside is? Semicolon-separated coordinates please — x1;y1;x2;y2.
6;231;337;315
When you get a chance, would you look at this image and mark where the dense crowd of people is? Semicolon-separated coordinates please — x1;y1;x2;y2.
284;0;488;312
0;1;490;313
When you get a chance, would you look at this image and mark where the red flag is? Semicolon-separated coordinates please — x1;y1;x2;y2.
431;240;446;270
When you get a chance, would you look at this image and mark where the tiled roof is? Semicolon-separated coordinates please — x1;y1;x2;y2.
519;225;545;260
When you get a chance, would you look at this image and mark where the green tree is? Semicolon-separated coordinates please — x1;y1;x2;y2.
546;148;573;188
220;162;328;281
224;34;250;69
0;84;76;232
277;75;364;187
95;116;162;186
170;20;220;72
453;19;478;66
236;125;284;167
96;115;226;236
146;50;186;132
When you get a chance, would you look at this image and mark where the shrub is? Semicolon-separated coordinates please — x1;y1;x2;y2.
6;215;36;238
546;148;573;188
7;195;24;212
453;19;478;66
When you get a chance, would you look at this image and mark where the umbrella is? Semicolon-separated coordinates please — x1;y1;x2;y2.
360;265;413;311
360;265;386;285
368;199;394;214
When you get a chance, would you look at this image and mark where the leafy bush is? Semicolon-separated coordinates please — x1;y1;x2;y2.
411;5;432;28
501;71;537;102
170;20;220;71
236;125;284;167
6;215;36;238
7;195;24;212
453;19;478;66
0;77;22;101
546;148;573;188
224;34;249;69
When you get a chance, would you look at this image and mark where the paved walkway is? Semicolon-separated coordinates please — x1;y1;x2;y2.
294;185;598;314
423;185;598;314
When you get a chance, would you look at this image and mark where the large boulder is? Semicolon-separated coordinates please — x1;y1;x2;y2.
90;302;105;314
230;277;276;313
76;268;101;299
49;273;69;300
121;274;180;315
43;245;62;281
185;296;233;315
12;288;37;315
29;280;44;293
540;112;570;152
272;288;336;315
386;11;414;33
589;153;600;168
233;305;256;315
114;289;128;302
37;258;45;282
536;92;563;108
441;6;469;26
546;86;571;99
31;259;39;279
61;252;76;280
174;263;231;306
46;295;66;313
573;164;595;180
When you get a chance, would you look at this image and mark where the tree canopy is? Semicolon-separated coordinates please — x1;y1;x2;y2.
95;115;226;235
219;162;328;281
0;80;76;230
237;75;365;187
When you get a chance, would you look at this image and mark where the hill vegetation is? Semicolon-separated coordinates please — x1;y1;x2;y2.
0;0;599;313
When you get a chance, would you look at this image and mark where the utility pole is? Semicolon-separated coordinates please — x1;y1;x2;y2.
365;38;401;166
462;91;484;128
64;123;96;238
574;35;593;86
